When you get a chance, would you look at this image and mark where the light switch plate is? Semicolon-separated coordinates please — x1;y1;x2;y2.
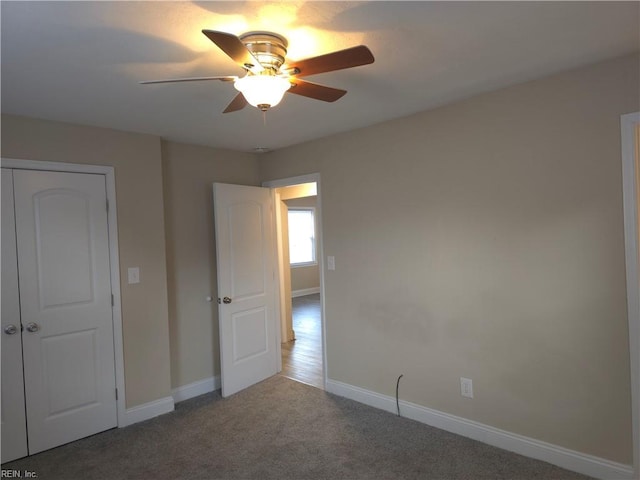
460;377;473;398
327;256;335;271
127;267;140;284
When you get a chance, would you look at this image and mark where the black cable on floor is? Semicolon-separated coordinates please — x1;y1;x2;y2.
396;374;403;417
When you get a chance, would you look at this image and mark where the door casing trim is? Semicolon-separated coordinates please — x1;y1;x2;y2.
620;112;640;479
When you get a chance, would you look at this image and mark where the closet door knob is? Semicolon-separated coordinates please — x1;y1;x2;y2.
3;324;18;335
25;322;40;333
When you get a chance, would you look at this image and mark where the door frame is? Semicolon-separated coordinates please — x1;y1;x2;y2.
263;173;327;389
621;111;640;479
1;158;126;427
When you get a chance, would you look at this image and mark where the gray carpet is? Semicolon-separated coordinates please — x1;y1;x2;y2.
3;375;592;480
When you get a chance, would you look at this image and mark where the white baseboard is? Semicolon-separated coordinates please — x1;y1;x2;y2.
171;376;220;403
121;395;175;427
325;379;634;480
292;287;320;298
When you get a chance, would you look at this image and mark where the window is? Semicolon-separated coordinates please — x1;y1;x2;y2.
288;208;316;266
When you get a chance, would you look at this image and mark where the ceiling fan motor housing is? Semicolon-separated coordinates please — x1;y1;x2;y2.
239;31;288;74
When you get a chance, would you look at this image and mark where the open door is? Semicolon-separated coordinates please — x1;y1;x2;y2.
213;183;279;397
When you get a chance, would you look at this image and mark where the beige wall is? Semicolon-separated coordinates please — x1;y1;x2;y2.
161;140;260;387
259;54;640;463
2;52;638;466
285;196;320;293
1;114;172;408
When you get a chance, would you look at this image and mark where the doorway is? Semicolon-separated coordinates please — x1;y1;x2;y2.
264;174;326;389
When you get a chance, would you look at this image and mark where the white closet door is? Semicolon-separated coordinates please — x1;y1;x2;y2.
1;168;28;463
13;169;117;454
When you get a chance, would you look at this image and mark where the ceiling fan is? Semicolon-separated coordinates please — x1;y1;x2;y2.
140;30;375;113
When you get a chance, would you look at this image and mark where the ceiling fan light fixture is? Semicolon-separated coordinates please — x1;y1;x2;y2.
234;75;291;111
142;30;375;114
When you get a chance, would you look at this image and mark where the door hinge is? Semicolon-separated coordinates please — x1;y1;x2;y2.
111;294;114;306
106;199;109;212
115;388;118;400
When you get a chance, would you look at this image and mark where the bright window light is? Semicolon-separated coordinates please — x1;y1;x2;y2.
288;208;316;266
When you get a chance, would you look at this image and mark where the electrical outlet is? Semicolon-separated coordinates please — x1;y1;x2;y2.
460;377;474;398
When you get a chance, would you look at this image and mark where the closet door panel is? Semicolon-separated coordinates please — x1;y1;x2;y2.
1;168;29;463
13;169;117;454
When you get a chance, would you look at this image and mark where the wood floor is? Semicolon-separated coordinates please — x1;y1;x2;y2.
280;293;323;388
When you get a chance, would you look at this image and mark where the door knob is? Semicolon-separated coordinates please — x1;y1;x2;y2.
223;296;232;304
3;324;18;335
25;322;40;333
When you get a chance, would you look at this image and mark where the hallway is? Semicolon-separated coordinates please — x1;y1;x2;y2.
280;294;323;388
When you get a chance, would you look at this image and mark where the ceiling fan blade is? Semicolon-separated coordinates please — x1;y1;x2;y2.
202;30;264;74
139;76;237;85
287;79;347;103
223;93;248;113
286;45;374;78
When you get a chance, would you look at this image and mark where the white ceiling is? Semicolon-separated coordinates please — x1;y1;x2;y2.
2;1;638;153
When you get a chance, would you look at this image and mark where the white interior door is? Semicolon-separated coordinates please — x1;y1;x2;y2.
1;168;29;463
13;169;117;454
213;183;279;397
